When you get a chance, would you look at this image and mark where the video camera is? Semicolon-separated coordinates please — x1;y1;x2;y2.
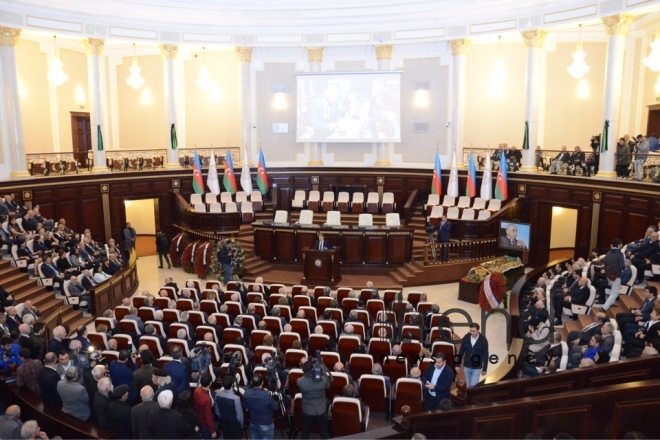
590;134;601;151
264;356;280;392
227;351;242;378
425;224;436;236
310;350;330;383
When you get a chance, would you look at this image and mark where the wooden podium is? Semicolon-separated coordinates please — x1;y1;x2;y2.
302;247;341;286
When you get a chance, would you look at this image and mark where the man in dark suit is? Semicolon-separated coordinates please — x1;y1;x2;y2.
80;269;98;290
314;233;330;250
164;277;179;295
567;312;607;347
37;352;63;409
437;216;451;262
132;385;159;438
456;323;489;388
163;346;190;398
40;256;64;286
617;286;658;333
555;277;591;324
421;352;454;411
148;390;192;439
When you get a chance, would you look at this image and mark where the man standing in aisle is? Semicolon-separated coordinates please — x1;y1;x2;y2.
456;323;489;388
297;359;331;439
218;241;235;285
633;134;649;181
600;239;625;313
123;222;137;256
421;352;454;411
155;230;171;269
437;215;451;263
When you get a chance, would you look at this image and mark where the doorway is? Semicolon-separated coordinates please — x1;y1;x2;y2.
124;198;160;257
71;112;91;168
549;206;578;261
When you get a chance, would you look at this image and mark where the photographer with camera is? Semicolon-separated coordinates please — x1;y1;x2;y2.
242;373;280;440
296;353;332;439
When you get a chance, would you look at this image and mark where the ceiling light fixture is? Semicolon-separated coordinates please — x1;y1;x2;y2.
197;46;213;91
567;24;590;79
489;36;508;97
47;36;68;86
644;29;660;72
126;43;145;90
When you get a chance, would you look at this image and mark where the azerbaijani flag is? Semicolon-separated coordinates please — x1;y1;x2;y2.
192;151;204;194
431;151;442;195
466;152;477;197
494;153;508;201
223;150;238;194
257;149;269;194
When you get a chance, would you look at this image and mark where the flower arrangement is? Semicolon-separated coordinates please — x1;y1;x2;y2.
216;237;246;279
194;241;212;279
461;256;522;284
169;232;189;268
181;241;199;274
478;271;508;311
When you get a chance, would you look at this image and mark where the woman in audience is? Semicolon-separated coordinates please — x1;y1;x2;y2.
175;390;205;438
93;264;111;283
43;231;59;250
56;248;80;277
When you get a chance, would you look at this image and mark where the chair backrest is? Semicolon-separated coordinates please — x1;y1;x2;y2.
240;201;253;214
274;210;288;223
477;209;490;220
308;334;330;353
139;335;164;357
284;348;308;369
293;190;306;201
250;191;262;202
235;191;248;202
220;192;233;204
205;193;217;204
193;203;206;213
348;353;374;382
250;330;271;348
88;332;109;350
461;208;476;220
358;214;373;226
366;192;379;204
209;202;223;213
224;344;248;363
322;191;335;202
382;192;394;204
308;190;320;202
145;321;166;337
190;194;203;205
338;335;361;360
358;374;387;412
429;205;444;219
326;211;341;226
457;196;471;208
385;213;400;227
472;197;487;210
299;210;314;225
426;194;440;207
352;192;364;203
320;351;340;370
337;192;350;203
442;195;456;207
446;206;460;219
383;356;408;384
331;397;363;437
394;378;423;414
487;199;502;211
225;202;238;213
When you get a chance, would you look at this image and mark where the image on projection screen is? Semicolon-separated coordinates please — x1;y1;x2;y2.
296;72;401;143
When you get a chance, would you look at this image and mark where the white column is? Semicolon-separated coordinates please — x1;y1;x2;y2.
0;27;29;178
375;44;392;166
84;38;109;173
236;47;252;154
600;15;634;177
520;30;547;171
161;44;181;169
307;47;323;165
450;39;471;168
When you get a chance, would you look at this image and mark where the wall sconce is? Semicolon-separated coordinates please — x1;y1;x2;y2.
140;87;153;105
75;85;86;104
576;79;589;99
18;79;26;99
209;84;222;103
414;90;429;107
273;92;287;110
47;36;68;86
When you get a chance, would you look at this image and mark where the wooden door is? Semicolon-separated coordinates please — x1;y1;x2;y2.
71;112;91;167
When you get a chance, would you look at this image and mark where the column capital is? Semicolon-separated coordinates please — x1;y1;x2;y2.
375;44;393;60
449;39;471;56
602;14;635;37
306;47;324;63
160;44;178;60
521;30;547;48
0;27;20;47
83;38;105;56
235;47;253;62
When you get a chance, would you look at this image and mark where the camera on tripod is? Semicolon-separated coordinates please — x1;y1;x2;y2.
425;224;436;237
264;356;280;391
311;350;327;382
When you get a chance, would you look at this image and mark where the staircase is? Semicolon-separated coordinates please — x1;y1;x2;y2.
0;258;93;336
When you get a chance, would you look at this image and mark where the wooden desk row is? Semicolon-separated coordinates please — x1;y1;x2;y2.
253;222;413;266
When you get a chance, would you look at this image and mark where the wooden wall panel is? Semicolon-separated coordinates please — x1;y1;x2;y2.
629;196;650;210
533;406;591;439
601;193;624;206
472;414;518;439
598;208;623;250
625;213;653;244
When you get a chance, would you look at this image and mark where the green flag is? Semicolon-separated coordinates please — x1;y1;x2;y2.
170;123;178;150
601;120;609;153
522;121;529;150
97;125;103;151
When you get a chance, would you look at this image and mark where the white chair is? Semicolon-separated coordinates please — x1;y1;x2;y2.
325;211;341;226
235;191;248;204
610;330;622;361
220;192;233;206
619;266;637;295
351;192;364;213
385;213;400;227
193;203;206;213
250;191;263;211
209;202;223;213
336;192;350;213
298;210;314;225
26;240;34;254
63;279;88;308
425;194;440;211
291;190;306;209
477;209;490;220
273;210;288;224
472;198;487;210
322;191;335;212
441;195;456;207
487;199;502;211
10;245;28;270
456;196;471;208
381;192;395;213
358;214;373;227
307;191;321;211
446;206;459;220
225;202;238;213
190;194;203;205
427;205;444;223
563;285;596;318
205;193;217;204
461;209;475;220
366;192;380;213
240;202;254;223
558;341;569;371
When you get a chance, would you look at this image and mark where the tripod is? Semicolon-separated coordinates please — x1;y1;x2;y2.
428;232;437;264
